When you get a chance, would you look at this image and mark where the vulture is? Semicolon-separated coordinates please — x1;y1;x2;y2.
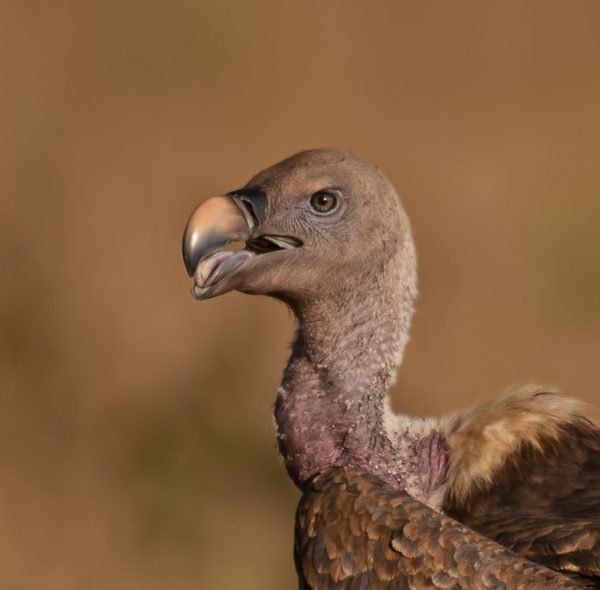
182;149;600;589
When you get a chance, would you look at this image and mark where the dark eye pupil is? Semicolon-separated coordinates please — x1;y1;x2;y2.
311;192;337;213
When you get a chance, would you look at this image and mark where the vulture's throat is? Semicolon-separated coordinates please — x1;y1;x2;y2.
274;248;437;495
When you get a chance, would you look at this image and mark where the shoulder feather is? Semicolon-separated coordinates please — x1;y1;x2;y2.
439;384;590;509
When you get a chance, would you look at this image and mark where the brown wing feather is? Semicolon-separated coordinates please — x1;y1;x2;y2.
445;414;600;582
295;467;588;589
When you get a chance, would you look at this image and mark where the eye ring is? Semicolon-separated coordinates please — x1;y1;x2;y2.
309;191;339;214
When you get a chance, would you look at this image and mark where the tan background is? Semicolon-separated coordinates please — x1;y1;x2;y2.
2;1;600;588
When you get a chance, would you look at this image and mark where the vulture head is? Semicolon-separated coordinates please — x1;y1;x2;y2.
183;149;421;488
184;149;416;340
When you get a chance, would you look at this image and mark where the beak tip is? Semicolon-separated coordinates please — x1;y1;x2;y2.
182;243;198;277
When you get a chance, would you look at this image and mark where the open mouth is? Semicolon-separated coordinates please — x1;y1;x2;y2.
246;234;303;254
192;233;302;296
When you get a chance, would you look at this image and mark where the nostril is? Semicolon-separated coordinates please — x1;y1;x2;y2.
227;187;267;229
238;197;260;228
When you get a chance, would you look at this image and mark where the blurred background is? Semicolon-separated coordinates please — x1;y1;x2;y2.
2;1;600;588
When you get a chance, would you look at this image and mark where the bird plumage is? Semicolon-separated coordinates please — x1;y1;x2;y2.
442;387;600;581
296;467;591;589
294;386;600;588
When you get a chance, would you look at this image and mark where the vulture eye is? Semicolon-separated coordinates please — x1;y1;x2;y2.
309;191;339;214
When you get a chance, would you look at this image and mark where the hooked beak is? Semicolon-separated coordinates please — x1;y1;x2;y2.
183;189;303;300
183;189;269;276
183;189;301;300
183;195;256;277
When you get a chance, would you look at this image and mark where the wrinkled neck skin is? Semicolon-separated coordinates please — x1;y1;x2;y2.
274;257;448;503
